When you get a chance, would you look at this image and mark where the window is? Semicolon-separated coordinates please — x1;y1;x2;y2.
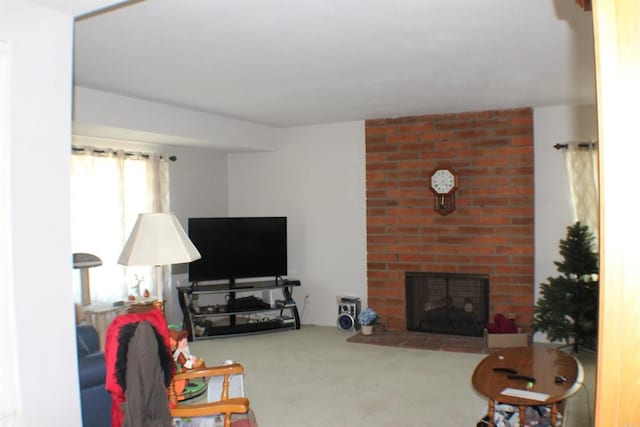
70;146;169;303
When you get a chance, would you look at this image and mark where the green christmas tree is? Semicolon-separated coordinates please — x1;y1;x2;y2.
533;222;599;353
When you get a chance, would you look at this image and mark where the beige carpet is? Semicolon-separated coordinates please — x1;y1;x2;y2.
188;325;595;427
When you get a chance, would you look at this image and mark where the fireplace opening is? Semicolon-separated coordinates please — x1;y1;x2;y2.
406;272;489;337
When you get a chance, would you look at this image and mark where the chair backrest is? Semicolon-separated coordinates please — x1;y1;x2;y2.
169;363;253;427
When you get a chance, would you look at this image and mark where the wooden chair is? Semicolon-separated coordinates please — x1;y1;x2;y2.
169;362;254;427
105;309;255;427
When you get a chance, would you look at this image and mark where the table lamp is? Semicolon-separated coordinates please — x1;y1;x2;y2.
118;212;201;310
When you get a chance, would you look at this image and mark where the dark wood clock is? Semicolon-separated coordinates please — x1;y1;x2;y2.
429;167;458;216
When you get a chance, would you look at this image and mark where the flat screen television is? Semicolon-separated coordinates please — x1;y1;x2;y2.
187;217;287;283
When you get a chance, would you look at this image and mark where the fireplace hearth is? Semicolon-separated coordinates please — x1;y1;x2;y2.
405;272;489;337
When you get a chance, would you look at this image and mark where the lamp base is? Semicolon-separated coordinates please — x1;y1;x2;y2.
155;265;165;315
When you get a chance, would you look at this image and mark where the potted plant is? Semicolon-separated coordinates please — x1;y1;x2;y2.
358;307;380;335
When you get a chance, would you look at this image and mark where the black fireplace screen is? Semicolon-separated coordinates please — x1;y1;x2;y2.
405;272;489;337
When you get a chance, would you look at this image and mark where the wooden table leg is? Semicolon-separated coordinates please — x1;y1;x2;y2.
488;400;495;427
551;402;558;426
519;405;526;426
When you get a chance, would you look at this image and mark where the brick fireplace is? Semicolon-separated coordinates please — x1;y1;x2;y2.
365;108;534;333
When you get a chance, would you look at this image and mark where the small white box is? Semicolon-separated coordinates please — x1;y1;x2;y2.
484;328;529;348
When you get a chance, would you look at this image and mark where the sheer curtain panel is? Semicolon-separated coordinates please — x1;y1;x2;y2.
565;143;599;241
71;147;169;304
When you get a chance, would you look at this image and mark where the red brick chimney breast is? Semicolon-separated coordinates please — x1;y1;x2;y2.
365;108;535;332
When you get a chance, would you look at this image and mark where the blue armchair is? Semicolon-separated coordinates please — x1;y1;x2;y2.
77;324;111;427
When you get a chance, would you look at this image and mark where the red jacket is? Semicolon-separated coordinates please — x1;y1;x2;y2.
104;309;175;427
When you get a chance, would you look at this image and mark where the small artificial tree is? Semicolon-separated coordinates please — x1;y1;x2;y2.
533;222;599;353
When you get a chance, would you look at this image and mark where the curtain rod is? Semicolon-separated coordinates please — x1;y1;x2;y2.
553;142;597;150
71;146;177;162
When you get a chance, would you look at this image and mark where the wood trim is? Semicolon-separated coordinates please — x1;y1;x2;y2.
592;0;640;424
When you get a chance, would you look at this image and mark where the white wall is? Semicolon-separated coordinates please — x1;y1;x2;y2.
228;121;367;327
2;2;81;425
533;104;598;341
74;86;282;152
165;145;230;322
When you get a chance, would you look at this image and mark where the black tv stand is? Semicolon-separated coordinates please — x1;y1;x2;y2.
177;278;301;341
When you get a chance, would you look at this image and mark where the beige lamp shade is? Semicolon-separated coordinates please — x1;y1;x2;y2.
118;212;201;307
118;212;201;267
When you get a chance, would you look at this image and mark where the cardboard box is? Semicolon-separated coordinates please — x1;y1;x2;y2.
484;328;528;348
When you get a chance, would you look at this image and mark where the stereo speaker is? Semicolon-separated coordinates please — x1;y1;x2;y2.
337;300;361;332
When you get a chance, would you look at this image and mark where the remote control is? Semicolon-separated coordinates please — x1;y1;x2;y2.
555;375;567;384
493;367;517;374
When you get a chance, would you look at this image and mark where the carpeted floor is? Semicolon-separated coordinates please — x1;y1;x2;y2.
348;328;596;427
187;325;595;427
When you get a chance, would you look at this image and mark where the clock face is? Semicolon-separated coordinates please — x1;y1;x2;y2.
430;169;456;194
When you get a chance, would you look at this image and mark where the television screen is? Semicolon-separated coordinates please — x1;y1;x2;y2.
187;217;287;282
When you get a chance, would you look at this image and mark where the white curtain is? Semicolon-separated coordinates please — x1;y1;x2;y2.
565;143;599;241
70;147;169;303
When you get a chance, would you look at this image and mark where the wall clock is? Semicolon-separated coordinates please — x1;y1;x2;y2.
429;167;458;216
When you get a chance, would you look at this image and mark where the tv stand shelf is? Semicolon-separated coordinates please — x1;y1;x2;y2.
177;279;301;341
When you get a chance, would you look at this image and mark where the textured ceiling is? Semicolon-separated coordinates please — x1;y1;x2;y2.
73;0;596;128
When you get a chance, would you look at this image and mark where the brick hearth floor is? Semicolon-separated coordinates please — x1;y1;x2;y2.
347;329;490;354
